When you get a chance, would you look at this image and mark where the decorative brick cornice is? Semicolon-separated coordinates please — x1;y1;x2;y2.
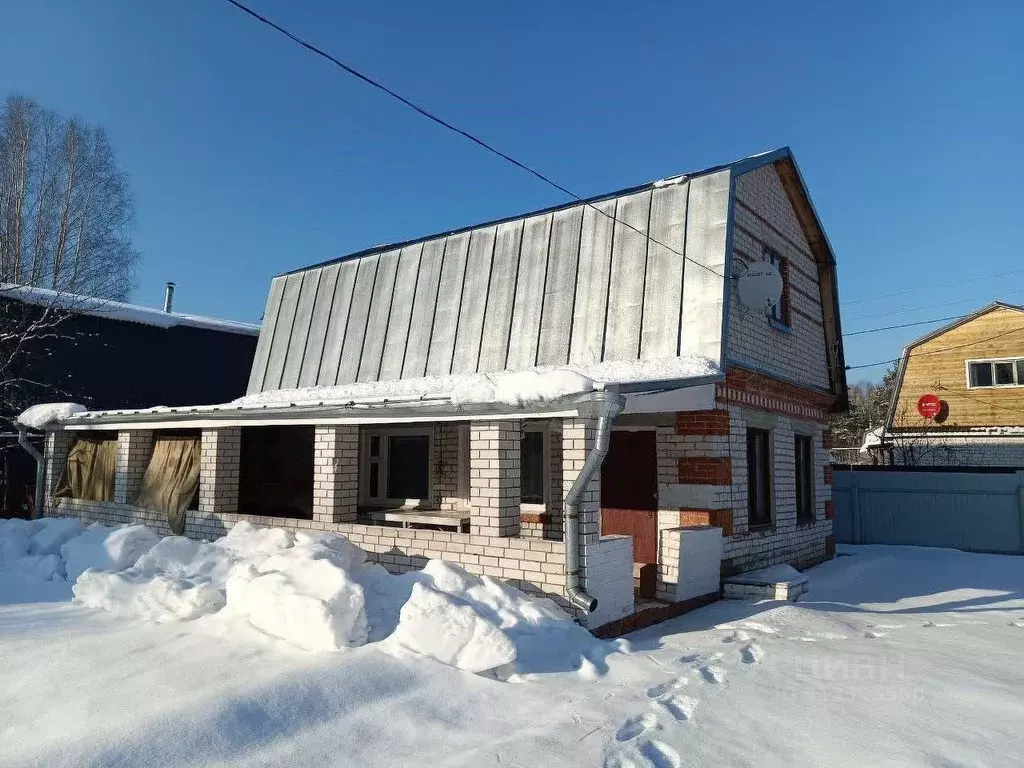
675;409;731;436
678;457;732;485
717;366;836;423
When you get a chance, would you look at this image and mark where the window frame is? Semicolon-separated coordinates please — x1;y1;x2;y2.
965;357;1024;389
360;426;435;508
746;427;774;529
520;421;550;511
794;433;815;524
763;246;790;328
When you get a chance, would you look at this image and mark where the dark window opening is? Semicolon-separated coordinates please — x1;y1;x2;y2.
386;434;430;501
239;426;314;519
521;431;545;505
795;434;814;523
746;428;772;528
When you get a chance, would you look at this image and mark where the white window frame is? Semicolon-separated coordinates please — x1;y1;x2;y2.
520;421;550;512
965;357;1024;389
360;426;434;507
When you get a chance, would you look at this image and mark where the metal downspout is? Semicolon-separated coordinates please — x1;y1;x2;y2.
564;390;626;613
18;428;45;520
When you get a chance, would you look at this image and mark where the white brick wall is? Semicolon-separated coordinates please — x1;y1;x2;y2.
657;526;722;603
313;425;358;524
728;164;830;391
198;428;240;515
719;406;831;572
469;420;521;537
114;430;154;504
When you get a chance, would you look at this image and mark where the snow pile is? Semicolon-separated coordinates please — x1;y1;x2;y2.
16;402;87;429
0;518;602;674
62;525;161;582
449;369;594;408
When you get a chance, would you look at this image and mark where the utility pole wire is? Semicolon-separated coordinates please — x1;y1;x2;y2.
846;325;1024;371
221;0;728;280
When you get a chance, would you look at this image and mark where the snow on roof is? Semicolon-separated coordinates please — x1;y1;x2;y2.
0;284;259;336
860;426;885;452
234;355;721;410
17;403;87;430
53;355;720;427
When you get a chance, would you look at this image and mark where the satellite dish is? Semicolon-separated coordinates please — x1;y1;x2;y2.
736;260;783;314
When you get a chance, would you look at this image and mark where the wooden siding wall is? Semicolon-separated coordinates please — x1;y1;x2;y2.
247;172;731;394
894;306;1024;429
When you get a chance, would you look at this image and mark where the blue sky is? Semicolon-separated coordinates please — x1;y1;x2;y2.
2;1;1020;380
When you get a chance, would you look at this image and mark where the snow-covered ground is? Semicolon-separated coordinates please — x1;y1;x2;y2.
2;520;1023;768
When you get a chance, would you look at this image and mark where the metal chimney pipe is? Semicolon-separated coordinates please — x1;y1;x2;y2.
163;282;176;313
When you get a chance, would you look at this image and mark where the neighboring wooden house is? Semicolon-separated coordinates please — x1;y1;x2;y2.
33;147;847;634
879;302;1024;467
1;284;259;515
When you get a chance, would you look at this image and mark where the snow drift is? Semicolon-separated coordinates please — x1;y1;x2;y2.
0;518;605;676
16;402;87;429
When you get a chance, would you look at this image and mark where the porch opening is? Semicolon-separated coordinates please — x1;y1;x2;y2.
53;431;118;502
239;425;314;519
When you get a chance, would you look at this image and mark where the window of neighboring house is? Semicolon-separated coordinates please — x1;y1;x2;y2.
363;428;432;506
521;428;546;506
795;434;814;524
764;247;789;326
967;358;1024;388
746;428;773;528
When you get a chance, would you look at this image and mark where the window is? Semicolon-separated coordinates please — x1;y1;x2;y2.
967;358;1024;389
764;247;789;325
746;428;772;528
521;430;545;505
362;428;432;506
795;435;814;524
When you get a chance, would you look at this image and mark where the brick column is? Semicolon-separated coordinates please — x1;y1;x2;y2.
313;425;358;525
115;430;154;504
470;420;521;537
199;428;241;515
43;431;74;516
561;418;600;548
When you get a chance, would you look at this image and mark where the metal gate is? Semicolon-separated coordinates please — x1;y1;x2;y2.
833;467;1024;554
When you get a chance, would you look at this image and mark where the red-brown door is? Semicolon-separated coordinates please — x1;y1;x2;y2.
601;430;658;596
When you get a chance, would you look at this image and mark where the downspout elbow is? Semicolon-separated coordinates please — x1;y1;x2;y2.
563;390;626;614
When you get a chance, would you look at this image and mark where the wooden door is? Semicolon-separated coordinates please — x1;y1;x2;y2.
601;430;658;596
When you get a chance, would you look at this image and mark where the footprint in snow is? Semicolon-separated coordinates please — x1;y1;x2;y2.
615;712;659;742
678;651;722;666
1007;620;1024;628
867;623;905;630
922;621;954;628
656;694;699;722
699;664;726;683
863;631;887;639
646;677;687;699
603;750;649;768
722;629;752;644
740;643;764;664
639;739;682;768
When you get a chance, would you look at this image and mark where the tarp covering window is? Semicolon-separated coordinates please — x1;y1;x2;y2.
53;437;117;502
134;436;201;535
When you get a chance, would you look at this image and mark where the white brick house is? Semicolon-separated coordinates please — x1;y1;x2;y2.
32;147;847;634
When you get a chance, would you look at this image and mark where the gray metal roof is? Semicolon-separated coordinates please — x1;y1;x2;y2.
248;163;741;394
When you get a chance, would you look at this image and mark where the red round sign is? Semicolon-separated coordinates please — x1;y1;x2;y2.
917;393;942;419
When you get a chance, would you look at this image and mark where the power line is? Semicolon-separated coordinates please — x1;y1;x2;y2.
846;325;1024;371
843;312;969;337
843;267;1024;307
221;0;728;281
846;286;1024;324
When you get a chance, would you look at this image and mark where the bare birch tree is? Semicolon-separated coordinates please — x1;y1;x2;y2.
0;95;140;300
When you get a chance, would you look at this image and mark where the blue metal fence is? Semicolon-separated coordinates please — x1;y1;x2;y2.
833;468;1024;554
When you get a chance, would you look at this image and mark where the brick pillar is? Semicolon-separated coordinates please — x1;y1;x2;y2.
115;430;154;504
313;425;358;525
561;418;600;548
470;420;521;537
199;428;241;515
43;431;74;516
